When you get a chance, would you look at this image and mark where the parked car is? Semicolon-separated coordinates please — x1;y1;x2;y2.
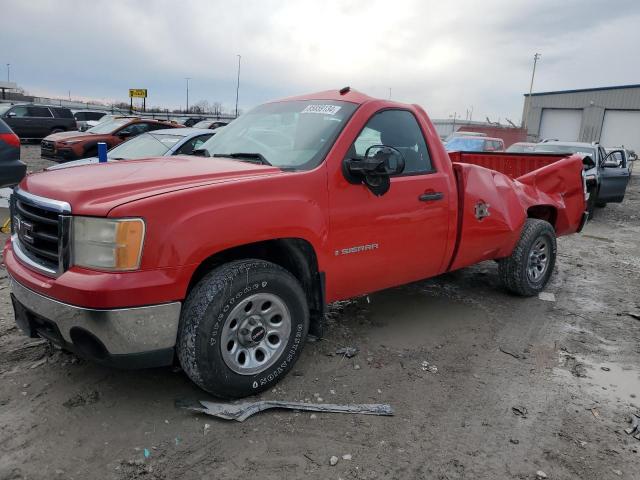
0;103;77;139
6;89;587;398
191;119;230;130
532;141;630;215
444;131;487;141
74;110;108;131
178;117;209;127
0;118;26;187
506;142;537;153
47;128;216;170
444;136;505;152
41;117;182;161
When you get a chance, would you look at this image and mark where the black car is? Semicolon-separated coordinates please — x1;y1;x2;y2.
0;118;26;187
191;119;230;129
0;103;77;139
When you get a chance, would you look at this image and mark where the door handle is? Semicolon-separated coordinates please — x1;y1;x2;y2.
419;192;444;202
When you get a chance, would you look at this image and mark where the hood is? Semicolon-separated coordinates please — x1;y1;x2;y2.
47;157;101;170
20;156;282;216
44;130;91;142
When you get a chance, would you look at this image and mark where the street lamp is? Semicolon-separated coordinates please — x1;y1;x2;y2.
235;55;241;118
185;77;191;113
6;64;10;83
523;53;541;129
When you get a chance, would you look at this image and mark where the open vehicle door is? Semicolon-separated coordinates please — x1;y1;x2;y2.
599;150;631;203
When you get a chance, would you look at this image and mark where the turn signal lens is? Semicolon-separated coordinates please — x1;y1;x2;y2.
72;217;145;271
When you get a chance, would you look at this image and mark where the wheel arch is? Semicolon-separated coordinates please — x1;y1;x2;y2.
527;205;557;230
186;238;325;337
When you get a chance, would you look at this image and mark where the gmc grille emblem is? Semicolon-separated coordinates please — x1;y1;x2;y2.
17;218;35;244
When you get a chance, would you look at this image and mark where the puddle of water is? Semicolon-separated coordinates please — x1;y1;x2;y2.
353;288;482;349
558;352;640;400
586;363;640;400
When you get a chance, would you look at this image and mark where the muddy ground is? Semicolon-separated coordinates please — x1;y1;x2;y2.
1;146;639;479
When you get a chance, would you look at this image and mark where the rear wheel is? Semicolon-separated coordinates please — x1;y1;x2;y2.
596;201;607;208
177;259;309;399
498;219;557;296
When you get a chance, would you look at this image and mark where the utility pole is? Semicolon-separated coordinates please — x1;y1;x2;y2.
389;87;392;100
185;77;191;113
235;55;241;118
6;64;10;82
523;53;541;128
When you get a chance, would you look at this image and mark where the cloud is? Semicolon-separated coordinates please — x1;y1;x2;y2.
2;0;639;120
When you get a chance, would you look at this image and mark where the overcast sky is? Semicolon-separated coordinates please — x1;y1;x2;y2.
3;0;640;121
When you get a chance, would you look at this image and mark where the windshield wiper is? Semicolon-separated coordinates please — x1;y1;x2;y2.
212;152;272;166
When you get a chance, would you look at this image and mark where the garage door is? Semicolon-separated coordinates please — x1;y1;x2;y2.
539;109;582;141
600;110;640;152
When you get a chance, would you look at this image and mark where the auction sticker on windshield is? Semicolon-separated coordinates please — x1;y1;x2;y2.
301;104;342;115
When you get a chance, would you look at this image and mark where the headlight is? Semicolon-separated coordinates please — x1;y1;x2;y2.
72;217;145;271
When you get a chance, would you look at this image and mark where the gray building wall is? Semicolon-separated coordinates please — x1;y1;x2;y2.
522;84;640;142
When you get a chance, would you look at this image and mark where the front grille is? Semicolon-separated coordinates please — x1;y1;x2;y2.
41;140;55;156
10;190;72;277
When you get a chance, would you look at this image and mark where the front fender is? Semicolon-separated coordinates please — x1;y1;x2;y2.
108;170;330;272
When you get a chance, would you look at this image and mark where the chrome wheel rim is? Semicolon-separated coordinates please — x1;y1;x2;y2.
220;293;291;375
527;236;550;282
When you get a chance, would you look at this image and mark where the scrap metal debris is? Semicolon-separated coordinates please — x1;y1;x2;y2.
512;406;528;418
421;361;438;373
335;346;359;358
499;347;522;360
538;292;556;302
624;414;640;440
177;399;394;422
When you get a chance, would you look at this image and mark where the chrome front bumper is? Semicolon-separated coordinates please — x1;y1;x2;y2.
10;276;181;363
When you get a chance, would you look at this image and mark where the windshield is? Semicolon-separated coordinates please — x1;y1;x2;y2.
107;133;182;159
198;100;358;169
532;144;595;157
0;104;12;115
87;118;130;134
445;137;485;151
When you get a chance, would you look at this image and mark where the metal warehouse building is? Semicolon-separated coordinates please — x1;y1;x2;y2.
522;84;640;152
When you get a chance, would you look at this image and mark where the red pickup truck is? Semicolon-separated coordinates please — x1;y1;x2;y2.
5;88;588;398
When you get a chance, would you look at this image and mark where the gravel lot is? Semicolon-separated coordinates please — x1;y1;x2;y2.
1;146;639;479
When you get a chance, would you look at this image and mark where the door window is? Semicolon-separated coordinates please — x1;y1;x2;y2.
174;134;214;155
350;110;432;174
27;106;53;118
10;106;29;118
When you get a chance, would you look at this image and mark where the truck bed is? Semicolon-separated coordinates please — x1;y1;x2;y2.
448;151;568;179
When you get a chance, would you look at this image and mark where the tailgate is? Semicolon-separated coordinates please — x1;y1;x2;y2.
448;151;567;179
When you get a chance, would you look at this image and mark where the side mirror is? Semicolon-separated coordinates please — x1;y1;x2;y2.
343;145;405;196
603;150;624;168
191;148;210;157
117;130;132;139
7;112;16;118
581;155;596;170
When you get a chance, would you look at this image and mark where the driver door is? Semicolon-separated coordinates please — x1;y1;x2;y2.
327;109;451;299
599;149;630;203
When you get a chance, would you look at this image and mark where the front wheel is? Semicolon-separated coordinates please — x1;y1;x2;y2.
177;259;309;399
498;219;557;296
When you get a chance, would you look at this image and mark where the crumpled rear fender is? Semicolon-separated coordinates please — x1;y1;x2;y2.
448;156;585;272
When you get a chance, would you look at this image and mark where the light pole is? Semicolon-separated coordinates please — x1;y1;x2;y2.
6;64;10;83
235;55;241;118
523;53;541;128
185;77;191;113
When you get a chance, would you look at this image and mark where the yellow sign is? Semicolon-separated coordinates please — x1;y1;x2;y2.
129;89;147;98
